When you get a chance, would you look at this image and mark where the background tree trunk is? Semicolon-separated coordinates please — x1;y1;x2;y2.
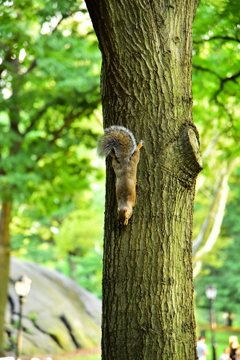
85;0;201;359
193;161;233;277
0;202;11;356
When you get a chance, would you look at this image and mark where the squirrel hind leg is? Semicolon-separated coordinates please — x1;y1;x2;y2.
110;150;116;158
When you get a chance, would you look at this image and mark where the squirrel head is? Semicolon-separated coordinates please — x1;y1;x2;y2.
118;207;133;225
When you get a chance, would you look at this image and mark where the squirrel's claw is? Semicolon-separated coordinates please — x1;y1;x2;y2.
137;140;143;150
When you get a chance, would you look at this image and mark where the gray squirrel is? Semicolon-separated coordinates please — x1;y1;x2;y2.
98;126;143;225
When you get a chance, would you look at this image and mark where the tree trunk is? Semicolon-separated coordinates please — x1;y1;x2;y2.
85;0;201;359
0;202;12;356
193;162;234;277
0;58;20;355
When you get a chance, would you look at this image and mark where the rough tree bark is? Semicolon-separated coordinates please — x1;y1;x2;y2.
0;202;11;356
85;0;202;359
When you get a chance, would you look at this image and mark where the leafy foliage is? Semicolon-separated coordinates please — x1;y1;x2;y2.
192;0;240;319
192;0;240;262
0;0;101;200
193;0;240;161
0;0;104;297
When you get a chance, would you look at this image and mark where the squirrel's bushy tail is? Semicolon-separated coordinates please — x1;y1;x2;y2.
97;125;137;159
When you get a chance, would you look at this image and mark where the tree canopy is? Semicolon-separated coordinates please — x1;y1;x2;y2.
0;0;104;312
0;0;101;202
192;0;240;321
192;0;240;272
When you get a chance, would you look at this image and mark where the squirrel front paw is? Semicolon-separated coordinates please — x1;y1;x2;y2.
137;140;144;150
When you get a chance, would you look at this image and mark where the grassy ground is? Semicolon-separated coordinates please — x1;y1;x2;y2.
196;308;240;357
198;326;240;358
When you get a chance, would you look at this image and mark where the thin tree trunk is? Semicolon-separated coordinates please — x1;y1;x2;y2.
195;133;221;194
68;253;77;281
193;168;230;257
85;0;201;359
0;202;12;356
193;161;235;277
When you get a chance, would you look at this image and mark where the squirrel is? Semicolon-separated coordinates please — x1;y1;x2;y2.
98;125;143;225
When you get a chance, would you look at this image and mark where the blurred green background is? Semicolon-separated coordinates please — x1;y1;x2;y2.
1;0;240;357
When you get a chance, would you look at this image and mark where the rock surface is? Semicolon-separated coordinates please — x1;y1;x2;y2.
5;257;101;355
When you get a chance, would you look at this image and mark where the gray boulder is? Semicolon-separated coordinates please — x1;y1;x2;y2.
6;257;101;355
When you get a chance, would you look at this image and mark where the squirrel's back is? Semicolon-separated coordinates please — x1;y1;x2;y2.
97;125;137;160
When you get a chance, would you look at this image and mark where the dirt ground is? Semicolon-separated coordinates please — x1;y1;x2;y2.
8;346;101;360
53;346;101;358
